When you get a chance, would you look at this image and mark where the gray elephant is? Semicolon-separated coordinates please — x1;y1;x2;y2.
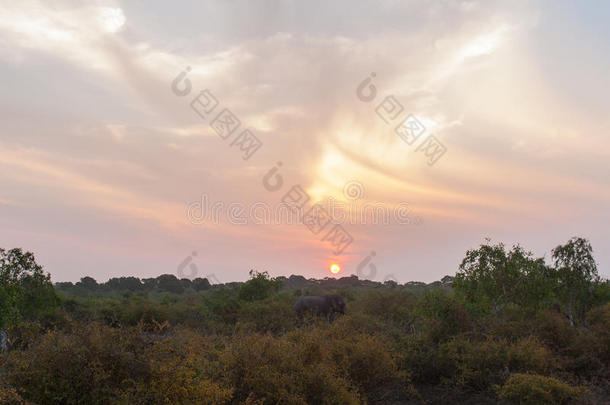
292;294;346;322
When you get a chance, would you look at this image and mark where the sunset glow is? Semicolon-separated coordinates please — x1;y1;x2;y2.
0;1;608;283
1;2;608;402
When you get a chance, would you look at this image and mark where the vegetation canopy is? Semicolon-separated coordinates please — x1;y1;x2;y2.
0;237;608;404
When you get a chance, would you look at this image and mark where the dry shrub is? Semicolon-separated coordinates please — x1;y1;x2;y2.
497;373;589;404
123;329;233;404
324;321;413;399
1;323;150;404
221;332;360;404
0;383;25;405
534;309;608;377
440;336;556;391
1;324;231;405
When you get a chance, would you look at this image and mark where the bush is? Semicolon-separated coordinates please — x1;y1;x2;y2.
1;323;150;404
352;289;417;327
221;332;361;404
417;290;472;343
497;373;589;404
533;309;607;377
236;294;295;334
123;329;233;404
2;240;609;404
397;334;453;384
587;303;610;366
0;383;24;405
238;270;282;302
439;336;556;391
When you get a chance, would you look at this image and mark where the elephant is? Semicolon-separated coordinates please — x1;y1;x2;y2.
292;294;346;322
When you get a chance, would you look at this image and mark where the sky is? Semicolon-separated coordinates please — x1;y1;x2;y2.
0;0;609;283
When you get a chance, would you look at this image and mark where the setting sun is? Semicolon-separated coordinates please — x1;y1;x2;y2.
330;263;341;274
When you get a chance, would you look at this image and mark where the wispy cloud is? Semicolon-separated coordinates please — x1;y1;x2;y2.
1;0;608;282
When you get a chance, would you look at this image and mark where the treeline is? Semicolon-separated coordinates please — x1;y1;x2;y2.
54;272;451;297
56;274;214;295
0;238;609;404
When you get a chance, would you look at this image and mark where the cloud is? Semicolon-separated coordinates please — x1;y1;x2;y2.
1;0;608;281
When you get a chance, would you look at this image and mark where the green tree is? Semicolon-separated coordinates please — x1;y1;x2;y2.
76;276;98;291
156;274;184;294
454;241;551;326
103;276;142;292
0;248;57;330
551;237;599;327
238;270;282;302
192;277;211;291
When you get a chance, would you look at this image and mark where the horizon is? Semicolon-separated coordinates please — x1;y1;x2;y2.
1;0;609;284
54;270;455;286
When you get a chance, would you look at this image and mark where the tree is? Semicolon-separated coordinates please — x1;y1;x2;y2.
103;277;143;292
77;276;98;291
156;274;184;294
0;248;57;349
551;237;599;327
193;277;211;291
179;278;193;290
454;241;551;326
238;270;282;302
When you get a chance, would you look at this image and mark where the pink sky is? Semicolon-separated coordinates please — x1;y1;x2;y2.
1;0;609;283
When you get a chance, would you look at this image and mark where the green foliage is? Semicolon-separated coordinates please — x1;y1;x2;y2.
204;287;241;326
156;274;185;294
236;294;294;334
551;237;600;326
454;241;551;322
352;289;417;327
416;290;472;343
76;276;98;291
1;239;608;404
0;248;57;329
497;373;589;404
237;270;282;302
193;277;212;291
103;276;143;292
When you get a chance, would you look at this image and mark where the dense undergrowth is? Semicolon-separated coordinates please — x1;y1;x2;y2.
1;239;609;404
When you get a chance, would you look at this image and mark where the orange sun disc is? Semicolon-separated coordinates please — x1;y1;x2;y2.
330;264;341;274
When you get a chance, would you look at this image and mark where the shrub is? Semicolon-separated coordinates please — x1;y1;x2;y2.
533;309;607;377
221;332;360;404
203;288;241;326
237;270;282;302
236;294;295;334
1;324;152;404
0;383;24;405
587;303;610;366
417;290;472;343
352;289;417;327
397;334;453;384
497;373;589;404
123;330;232;404
328;330;413;401
439;336;556;391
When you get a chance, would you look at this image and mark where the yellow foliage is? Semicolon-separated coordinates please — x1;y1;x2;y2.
497;373;589;404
